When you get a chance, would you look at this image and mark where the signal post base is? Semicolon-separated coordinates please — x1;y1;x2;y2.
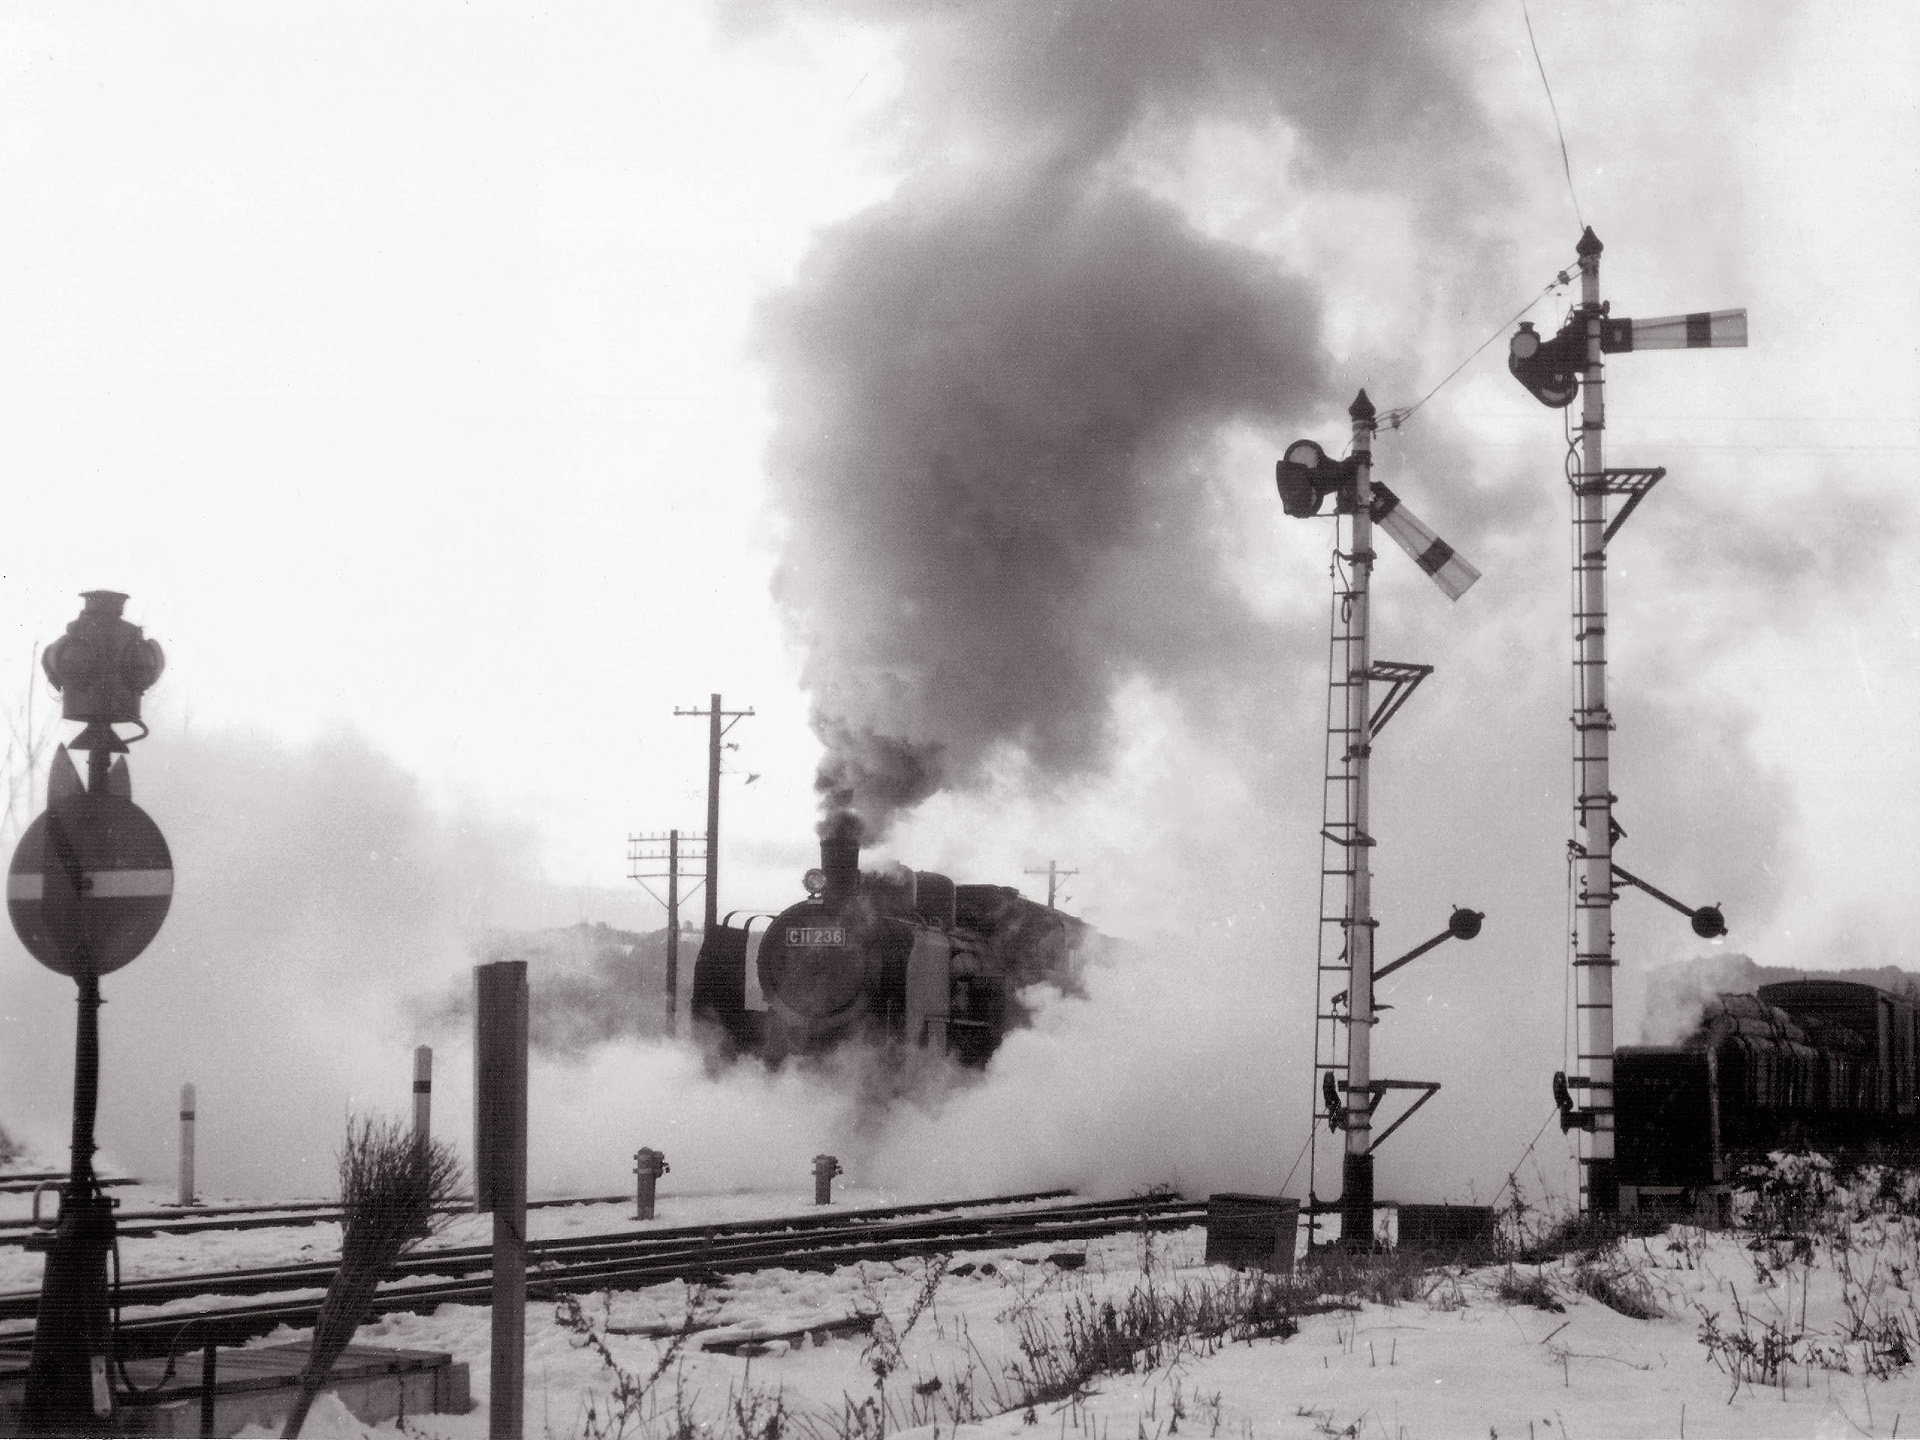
1584;1158;1619;1217
1340;1153;1375;1253
21;1189;116;1435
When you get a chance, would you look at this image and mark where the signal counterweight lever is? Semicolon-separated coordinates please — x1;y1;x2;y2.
1569;841;1726;940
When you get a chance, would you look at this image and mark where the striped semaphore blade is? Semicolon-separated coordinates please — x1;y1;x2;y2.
1369;484;1481;601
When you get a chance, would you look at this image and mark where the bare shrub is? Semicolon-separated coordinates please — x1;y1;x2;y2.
1301;1248;1425;1307
281;1115;462;1437
1495;1267;1563;1313
1572;1253;1662;1319
557;1290;715;1440
1000;1267;1303;1409
1733;1151;1837;1238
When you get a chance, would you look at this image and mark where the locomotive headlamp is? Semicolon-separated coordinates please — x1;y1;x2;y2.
802;868;828;897
41;591;165;754
1690;905;1727;941
1274;439;1358;518
1507;318;1587;409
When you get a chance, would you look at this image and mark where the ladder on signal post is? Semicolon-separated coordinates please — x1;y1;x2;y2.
1304;520;1432;1242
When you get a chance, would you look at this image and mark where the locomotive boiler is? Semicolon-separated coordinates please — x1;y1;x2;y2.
1600;979;1920;1221
690;830;1090;1065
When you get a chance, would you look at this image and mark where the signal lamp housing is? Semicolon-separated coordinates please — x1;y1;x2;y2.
1274;439;1358;518
1507;319;1587;408
42;590;165;728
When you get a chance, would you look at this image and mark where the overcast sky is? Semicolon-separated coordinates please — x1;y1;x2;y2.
0;3;1916;1198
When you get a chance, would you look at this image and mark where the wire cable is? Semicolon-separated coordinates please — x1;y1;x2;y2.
1377;271;1570;432
1279;1124;1315;1198
1522;0;1584;231
1495;1106;1563;1206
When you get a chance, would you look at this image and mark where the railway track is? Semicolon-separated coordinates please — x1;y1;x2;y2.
0;1192;1200;1361
0;1190;645;1246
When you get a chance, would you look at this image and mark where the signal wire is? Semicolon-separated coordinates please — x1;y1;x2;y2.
1376;271;1571;433
1521;0;1584;232
1494;1105;1564;1208
1278;1124;1315;1200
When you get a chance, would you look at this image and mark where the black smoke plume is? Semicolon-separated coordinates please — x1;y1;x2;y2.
749;0;1495;840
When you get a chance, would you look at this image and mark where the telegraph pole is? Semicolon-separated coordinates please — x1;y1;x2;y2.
674;695;753;933
1023;860;1078;910
627;829;707;1036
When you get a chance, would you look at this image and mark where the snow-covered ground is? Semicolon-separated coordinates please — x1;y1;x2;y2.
7;1167;1920;1438
16;1160;1920;1437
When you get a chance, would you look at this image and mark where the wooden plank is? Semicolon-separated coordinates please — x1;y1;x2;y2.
474;960;528;1440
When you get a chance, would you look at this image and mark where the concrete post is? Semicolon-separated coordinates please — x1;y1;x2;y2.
178;1083;196;1207
413;1045;432;1145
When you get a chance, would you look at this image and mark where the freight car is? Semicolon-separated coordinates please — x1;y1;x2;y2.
1597;979;1920;1221
690;830;1091;1065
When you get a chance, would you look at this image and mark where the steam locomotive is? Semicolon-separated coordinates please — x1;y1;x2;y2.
1611;979;1920;1220
690;831;1092;1064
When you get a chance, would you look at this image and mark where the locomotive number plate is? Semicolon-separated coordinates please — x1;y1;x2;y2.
789;927;846;946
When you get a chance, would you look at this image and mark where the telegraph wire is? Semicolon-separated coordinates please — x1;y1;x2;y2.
1521;0;1584;231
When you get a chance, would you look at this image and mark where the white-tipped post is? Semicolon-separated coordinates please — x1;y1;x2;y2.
413;1045;433;1145
177;1084;196;1207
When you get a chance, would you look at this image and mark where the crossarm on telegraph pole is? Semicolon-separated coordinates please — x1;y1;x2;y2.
673;695;752;934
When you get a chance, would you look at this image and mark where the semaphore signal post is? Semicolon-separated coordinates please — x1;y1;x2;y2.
1274;392;1485;1250
1508;228;1745;1215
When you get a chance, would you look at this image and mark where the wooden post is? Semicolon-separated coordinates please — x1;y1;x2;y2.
474;962;528;1440
413;1046;432;1144
198;1341;217;1437
178;1083;196;1207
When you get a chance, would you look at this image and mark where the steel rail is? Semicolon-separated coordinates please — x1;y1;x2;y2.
0;1190;668;1243
0;1194;1199;1360
0;1189;1077;1319
0;1194;1158;1322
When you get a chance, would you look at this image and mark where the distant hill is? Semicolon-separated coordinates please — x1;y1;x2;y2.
412;922;694;1055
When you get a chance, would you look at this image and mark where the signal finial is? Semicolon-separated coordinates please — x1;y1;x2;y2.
1348;389;1376;423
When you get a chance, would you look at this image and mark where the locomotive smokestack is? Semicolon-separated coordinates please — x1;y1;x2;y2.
820;814;861;906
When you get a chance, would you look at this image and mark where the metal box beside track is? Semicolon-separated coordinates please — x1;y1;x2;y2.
1394;1203;1497;1259
1203;1194;1298;1273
